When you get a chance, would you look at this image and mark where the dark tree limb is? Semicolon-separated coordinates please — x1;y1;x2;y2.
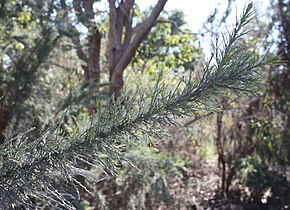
70;0;101;83
88;28;101;82
73;0;95;28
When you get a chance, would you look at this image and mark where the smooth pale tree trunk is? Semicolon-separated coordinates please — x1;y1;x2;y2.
107;0;168;95
71;0;168;96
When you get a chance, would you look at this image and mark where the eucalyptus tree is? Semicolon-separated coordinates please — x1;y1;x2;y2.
63;0;170;95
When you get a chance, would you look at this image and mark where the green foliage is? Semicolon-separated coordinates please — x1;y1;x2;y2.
240;156;290;208
0;0;67;140
89;146;188;209
210;2;290;207
0;2;275;209
252;118;287;164
131;10;201;76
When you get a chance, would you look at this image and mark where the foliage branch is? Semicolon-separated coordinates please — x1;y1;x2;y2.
0;3;274;209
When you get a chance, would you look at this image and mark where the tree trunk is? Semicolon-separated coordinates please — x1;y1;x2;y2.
108;0;168;95
88;28;101;83
109;71;123;96
71;0;168;96
72;0;101;84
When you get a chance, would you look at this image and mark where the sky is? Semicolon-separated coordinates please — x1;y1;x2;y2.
93;0;270;57
94;0;269;32
138;0;269;30
136;0;269;57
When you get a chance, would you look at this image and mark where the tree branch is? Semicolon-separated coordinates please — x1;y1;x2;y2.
121;1;134;51
88;28;101;82
73;0;95;28
71;0;101;82
72;35;88;64
114;0;168;75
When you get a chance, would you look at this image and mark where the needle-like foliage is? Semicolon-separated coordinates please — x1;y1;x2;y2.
0;3;275;209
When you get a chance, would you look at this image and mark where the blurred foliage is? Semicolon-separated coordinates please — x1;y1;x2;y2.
84;146;190;209
131;9;202;77
240;156;290;209
0;0;66;141
205;1;290;209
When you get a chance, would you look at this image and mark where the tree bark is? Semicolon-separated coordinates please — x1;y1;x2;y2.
72;0;101;84
71;0;168;96
108;0;168;95
88;28;101;83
